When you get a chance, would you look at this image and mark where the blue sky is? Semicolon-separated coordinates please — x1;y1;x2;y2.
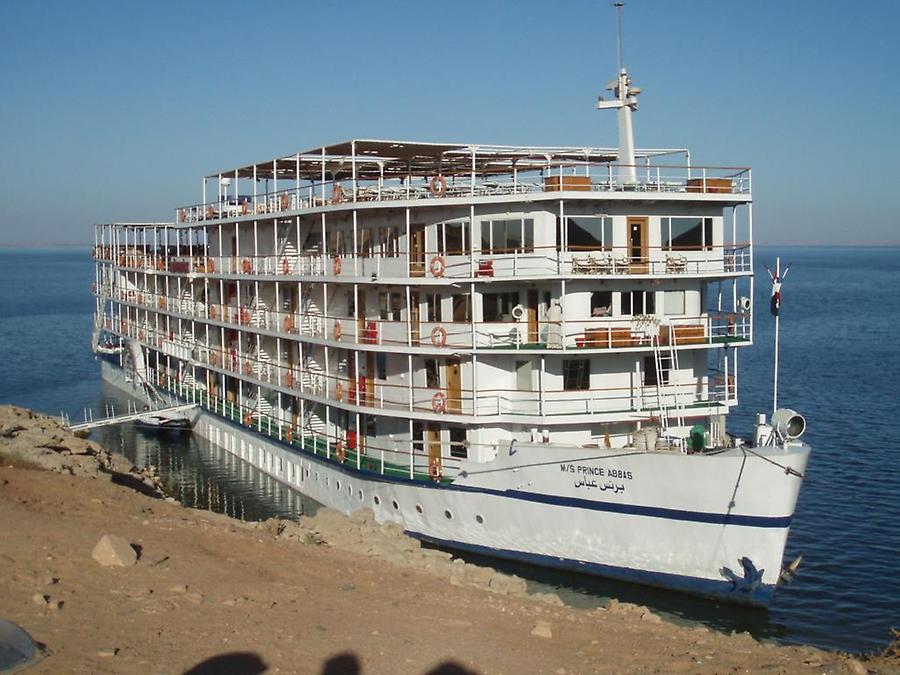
0;0;897;246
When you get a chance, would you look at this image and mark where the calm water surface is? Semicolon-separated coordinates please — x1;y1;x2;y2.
0;246;897;653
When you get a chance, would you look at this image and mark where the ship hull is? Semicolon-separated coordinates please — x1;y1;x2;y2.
101;360;807;606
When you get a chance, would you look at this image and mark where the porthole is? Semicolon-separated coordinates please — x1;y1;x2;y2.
325;476;330;486
358;489;364;501
373;495;381;506
315;471;319;481
392;500;399;511
444;510;453;520
336;480;342;491
415;504;424;514
475;514;484;524
347;484;352;495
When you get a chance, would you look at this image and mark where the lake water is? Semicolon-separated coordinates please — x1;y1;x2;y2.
0;246;896;653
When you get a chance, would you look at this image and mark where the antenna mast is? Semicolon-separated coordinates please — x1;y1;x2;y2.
597;2;640;184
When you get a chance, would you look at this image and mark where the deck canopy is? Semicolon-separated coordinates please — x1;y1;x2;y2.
207;139;688;182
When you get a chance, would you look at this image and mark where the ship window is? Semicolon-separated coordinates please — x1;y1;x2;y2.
425;293;442;322
425;359;440;388
378;226;400;257
661;217;713;251
438;220;469;255
643;355;671;386
480;218;534;254
451;294;471;322
621;291;655;316
590;291;612;317
450;427;468;458
566;216;612;251
379;292;403;321
563;359;590;390
663;290;686;315
482;292;519;322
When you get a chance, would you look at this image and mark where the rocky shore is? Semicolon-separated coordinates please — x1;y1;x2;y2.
0;404;895;674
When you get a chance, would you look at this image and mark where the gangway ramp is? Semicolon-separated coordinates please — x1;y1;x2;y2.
68;403;198;432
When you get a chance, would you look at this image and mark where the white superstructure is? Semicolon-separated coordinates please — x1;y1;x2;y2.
91;56;809;605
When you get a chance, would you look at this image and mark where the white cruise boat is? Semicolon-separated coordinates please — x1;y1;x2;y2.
90;51;810;606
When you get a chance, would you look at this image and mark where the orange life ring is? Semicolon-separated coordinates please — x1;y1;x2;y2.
432;391;447;414
428;459;443;482
334;381;344;401
429;175;448;197
179;209;186;223
334;441;346;463
333;321;342;340
285;426;294;443
242;258;252;274
333;257;342;275
281;257;290;275
429;255;446;277
430;325;448;348
243;360;253;376
279;193;290;210
241;202;249;216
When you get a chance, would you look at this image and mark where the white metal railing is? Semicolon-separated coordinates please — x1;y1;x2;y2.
174;164;751;224
106;315;738;419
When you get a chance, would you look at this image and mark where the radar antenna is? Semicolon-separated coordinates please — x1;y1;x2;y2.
597;2;641;184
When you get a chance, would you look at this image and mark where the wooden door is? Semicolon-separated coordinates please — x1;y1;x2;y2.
445;357;462;414
410;292;420;345
427;424;442;471
628;217;649;273
409;224;426;277
527;289;539;344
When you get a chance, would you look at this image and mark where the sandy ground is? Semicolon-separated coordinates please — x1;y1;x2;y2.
0;407;895;674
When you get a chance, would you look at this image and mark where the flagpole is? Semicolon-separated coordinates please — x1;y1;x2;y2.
772;257;780;414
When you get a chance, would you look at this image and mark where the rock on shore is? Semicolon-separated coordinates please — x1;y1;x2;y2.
0;405;165;496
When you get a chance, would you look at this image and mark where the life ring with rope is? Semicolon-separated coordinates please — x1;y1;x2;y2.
432;391;447;414
428;459;443;482
511;304;526;321
429;255;446;277
430;325;448;348
429;175;447;197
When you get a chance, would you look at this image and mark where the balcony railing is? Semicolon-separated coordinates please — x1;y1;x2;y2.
108;288;750;351
107;316;739;419
95;243;751;281
175;164;751;224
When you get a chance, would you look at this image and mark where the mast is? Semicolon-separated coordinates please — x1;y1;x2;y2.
597;2;641;184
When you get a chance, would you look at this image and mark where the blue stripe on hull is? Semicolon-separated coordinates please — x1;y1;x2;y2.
407;532;776;607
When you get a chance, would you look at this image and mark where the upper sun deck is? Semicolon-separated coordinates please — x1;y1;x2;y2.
177;139;751;224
